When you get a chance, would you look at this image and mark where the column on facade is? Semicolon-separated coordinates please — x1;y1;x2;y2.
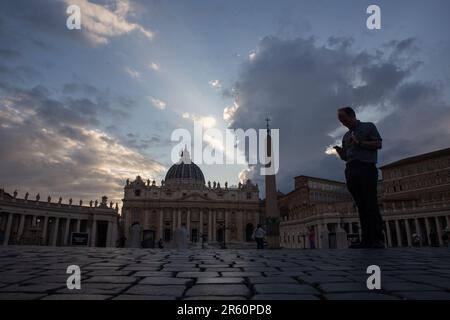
42;216;49;245
187;209;191;238
435;217;443;246
143;210;149;230
172;209;176;237
17;214;26;242
76;219;81;232
32;215;37;228
3;213;13;245
446;216;450;229
424;218;432;246
51;217;60;246
317;224;322;249
90;219;97;247
357;223;362;240
178;209;182;228
159;209;163;241
394;219;402;247
208;210;212;242
224;210;229;242
404;219;412;247
385;220;392;247
414;218;422;246
348;223;353;234
212;210;216;241
63;218;71;246
106;221;113;247
238;211;243;242
199;209;203;239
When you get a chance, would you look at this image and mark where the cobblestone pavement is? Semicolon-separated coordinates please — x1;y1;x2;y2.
1;246;450;300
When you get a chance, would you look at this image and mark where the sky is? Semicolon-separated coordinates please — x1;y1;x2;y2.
0;0;450;207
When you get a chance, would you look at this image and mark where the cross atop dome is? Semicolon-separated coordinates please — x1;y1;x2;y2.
178;145;192;164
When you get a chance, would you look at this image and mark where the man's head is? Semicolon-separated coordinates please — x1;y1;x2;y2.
257;224;261;228
338;106;358;129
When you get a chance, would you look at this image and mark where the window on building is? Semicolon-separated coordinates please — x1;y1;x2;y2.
246;192;252;199
134;189;141;197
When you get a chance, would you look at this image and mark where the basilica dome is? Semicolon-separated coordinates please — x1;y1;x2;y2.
164;147;205;186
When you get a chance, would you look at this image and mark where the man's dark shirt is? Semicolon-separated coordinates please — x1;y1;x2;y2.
342;120;382;164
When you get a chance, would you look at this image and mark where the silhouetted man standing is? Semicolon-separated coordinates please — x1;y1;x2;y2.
334;107;384;249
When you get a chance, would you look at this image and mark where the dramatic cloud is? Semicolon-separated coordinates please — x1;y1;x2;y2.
182;112;216;128
0;0;154;47
0;84;165;205
64;0;154;45
227;36;450;192
149;62;160;71
209;79;222;89
124;66;141;80
148;96;167;110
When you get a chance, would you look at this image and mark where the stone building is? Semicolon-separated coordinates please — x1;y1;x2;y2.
279;147;450;249
121;147;261;247
279;176;357;249
380;147;450;247
0;189;119;247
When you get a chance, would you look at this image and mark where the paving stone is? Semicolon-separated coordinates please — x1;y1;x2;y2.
0;283;66;293
0;293;47;300
0;275;37;283
84;276;138;284
42;294;112;300
381;282;441;291
248;277;298;284
298;276;351;284
56;283;128;295
176;272;219;278
254;284;319;295
185;285;250;297
139;277;192;285
87;270;133;276
196;277;245;284
124;285;186;297
221;272;263;277
319;283;370;293
202;268;242;272
324;292;400;300
132;271;173;277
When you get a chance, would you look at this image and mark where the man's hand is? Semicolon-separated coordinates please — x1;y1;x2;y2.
333;145;343;153
333;146;346;161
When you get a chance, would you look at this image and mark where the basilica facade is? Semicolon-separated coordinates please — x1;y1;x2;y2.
122;149;261;247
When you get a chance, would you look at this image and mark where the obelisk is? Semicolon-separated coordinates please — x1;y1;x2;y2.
264;118;280;248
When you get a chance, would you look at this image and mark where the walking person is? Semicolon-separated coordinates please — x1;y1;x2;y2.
252;224;266;249
308;227;315;249
333;106;384;249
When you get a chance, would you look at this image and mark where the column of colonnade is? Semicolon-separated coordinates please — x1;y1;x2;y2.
2;212;117;247
383;215;450;248
280;214;450;249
